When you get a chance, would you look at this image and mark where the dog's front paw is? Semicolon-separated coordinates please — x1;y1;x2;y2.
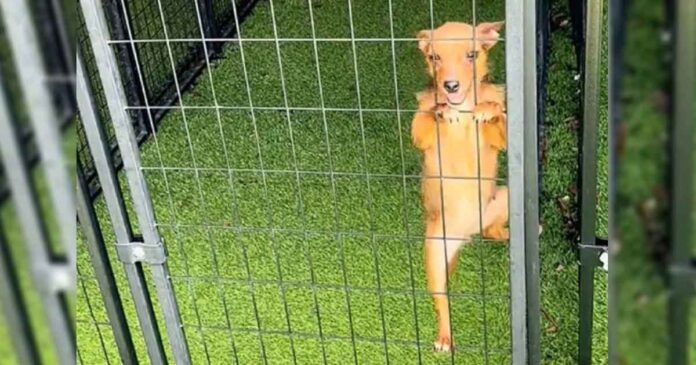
433;333;453;353
473;101;504;123
435;104;462;123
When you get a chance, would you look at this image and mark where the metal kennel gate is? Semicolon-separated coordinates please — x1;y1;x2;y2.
78;0;542;364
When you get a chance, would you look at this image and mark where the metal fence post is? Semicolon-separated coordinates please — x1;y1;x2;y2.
33;0;75;122
507;0;541;362
607;0;625;362
537;0;550;202
103;0;150;135
523;0;542;362
0;224;40;365
80;1;192;363
76;160;139;365
667;0;695;364
505;0;527;361
0;71;75;365
77;51;169;364
0;0;76;271
577;0;604;363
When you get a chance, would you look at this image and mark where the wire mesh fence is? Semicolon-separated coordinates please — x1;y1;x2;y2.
78;0;544;364
76;0;259;198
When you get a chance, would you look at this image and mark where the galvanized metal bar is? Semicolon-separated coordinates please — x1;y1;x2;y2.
80;1;192;363
578;247;597;365
0;72;74;365
77;51;169;365
505;0;529;362
668;0;695;363
668;0;695;265
668;270;693;365
523;0;541;361
0;223;41;365
0;0;76;265
578;0;604;363
103;0;150;134
76;162;138;365
580;0;603;266
607;0;624;361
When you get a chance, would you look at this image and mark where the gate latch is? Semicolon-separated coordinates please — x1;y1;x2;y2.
116;241;167;265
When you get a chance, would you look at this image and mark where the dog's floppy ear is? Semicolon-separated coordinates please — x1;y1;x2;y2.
476;21;504;50
416;29;433;54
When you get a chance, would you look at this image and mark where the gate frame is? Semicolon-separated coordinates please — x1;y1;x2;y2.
506;0;542;363
79;0;543;362
0;0;76;363
80;0;192;364
77;50;165;365
576;0;608;364
667;0;695;363
76;158;139;364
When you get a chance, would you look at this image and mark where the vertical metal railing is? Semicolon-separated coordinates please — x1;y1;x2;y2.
0;222;40;364
0;78;74;364
667;0;695;364
76;159;139;364
0;0;76;364
0;0;76;264
607;0;625;363
77;48;169;365
80;0;192;363
523;0;542;362
577;0;605;364
507;0;541;363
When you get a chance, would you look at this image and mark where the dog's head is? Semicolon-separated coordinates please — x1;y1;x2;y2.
417;21;503;106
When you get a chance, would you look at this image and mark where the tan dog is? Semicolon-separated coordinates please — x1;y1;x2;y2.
411;21;508;352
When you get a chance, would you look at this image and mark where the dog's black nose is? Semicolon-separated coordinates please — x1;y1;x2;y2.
443;80;460;93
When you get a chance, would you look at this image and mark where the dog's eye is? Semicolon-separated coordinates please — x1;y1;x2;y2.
467;51;479;60
429;54;440;62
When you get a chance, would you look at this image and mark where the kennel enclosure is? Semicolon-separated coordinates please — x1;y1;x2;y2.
77;0;543;363
0;0;616;363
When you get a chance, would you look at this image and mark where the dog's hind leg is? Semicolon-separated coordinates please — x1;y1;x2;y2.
482;186;509;240
425;216;467;352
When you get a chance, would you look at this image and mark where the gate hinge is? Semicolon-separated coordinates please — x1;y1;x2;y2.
116;241;167;265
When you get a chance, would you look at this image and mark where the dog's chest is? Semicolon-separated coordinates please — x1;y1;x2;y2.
443;119;479;152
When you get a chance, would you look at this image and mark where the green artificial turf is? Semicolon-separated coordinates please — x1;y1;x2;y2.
74;0;607;364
